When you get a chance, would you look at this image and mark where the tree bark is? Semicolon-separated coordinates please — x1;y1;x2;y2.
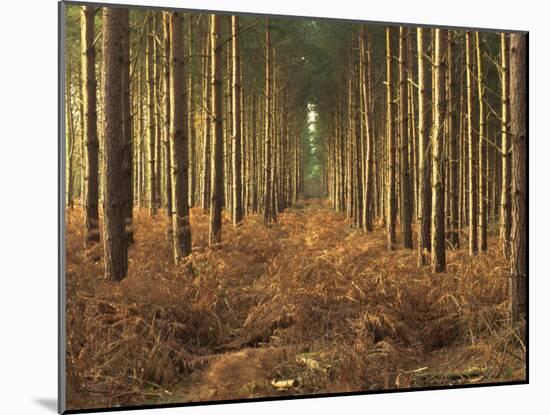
120;9;133;245
263;19;273;225
102;7;128;282
399;27;413;248
169;12;193;262
417;28;431;263
448;31;459;249
163;13;172;218
81;6;100;250
146;15;157;215
209;14;223;245
466;32;478;255
431;29;447;273
385;27;396;250
475;33;487;252
509;33;527;325
231;16;243;225
500;33;512;257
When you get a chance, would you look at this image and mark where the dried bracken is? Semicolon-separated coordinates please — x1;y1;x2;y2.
66;201;525;409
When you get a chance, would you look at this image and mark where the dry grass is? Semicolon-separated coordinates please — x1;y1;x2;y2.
65;199;526;410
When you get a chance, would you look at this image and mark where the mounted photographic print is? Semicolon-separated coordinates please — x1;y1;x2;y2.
59;1;528;412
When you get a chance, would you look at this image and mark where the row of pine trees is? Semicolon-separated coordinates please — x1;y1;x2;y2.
66;7;307;279
320;26;527;324
65;7;527;325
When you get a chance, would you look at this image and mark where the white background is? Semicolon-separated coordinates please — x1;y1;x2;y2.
0;0;546;413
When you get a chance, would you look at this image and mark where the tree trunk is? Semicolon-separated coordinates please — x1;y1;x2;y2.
417;28;431;263
66;55;75;209
81;6;100;250
385;27;396;250
475;32;487;251
448;31;459;249
509;33;527;325
399;27;413;248
201;24;211;212
147;15;157;215
500;33;512;258
120;9;133;245
431;29;447;273
466;32;478;255
231;16;243;225
209;14;223;245
102;7;128;282
163;13;172;218
263;19;273;225
169;12;193;262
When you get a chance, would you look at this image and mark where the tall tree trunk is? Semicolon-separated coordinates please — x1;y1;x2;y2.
476;32;487;251
360;26;374;232
147;15;157;215
66;55;75;209
399;27;413;248
509;33;527;325
263;19;273;225
417;28;431;263
169;12;192;262
209;14;223;245
102;7;128;282
120;9;133;245
251;91;258;213
385;27;396;250
231;16;243;225
466;32;478;255
431;29;447;273
81;6;100;251
201;24;211;211
500;33;512;258
448;31;459;249
163;13;172;218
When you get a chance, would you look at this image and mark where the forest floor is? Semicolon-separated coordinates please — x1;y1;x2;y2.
65;199;526;410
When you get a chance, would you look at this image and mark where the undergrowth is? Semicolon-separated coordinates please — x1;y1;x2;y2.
65;200;526;409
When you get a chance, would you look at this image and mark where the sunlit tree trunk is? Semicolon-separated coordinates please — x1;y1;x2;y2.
417;28;430;263
146;15;157;215
102;7;128;282
448;31;459;249
399;27;413;248
509;33;527;325
466;32;478;255
431;29;447;273
263;19;273;225
500;33;512;258
66;55;75;209
209;14;223;245
385;27;396;250
81;6;100;250
475;32;487;252
163;13;172;218
169;11;192;262
201;24;211;212
231;16;243;225
360;26;374;232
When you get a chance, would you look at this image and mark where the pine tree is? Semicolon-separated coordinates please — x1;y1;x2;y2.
509;33;527;325
209;14;223;245
231;16;243;225
102;7;128;282
81;6;100;250
431;28;447;273
169;11;193;262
